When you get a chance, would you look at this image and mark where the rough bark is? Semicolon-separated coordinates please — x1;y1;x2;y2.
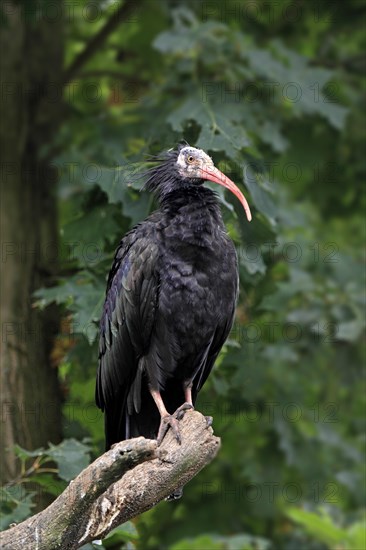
0;1;64;482
0;411;221;550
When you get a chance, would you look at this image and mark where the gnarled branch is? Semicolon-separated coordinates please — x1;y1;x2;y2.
63;0;137;86
0;411;220;549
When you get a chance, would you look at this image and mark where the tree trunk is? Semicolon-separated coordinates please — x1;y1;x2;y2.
0;1;63;483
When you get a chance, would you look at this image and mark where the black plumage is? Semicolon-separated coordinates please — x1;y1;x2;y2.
96;145;251;451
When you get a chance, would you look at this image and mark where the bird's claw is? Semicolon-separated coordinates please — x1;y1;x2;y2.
205;415;213;427
174;402;194;420
157;403;194;445
165;486;184;501
157;415;181;445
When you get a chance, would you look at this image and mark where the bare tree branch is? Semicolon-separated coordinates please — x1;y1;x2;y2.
63;0;137;86
0;411;220;549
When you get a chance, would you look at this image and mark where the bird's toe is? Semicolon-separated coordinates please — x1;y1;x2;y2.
157;404;194;445
165;486;184;501
204;415;213;427
157;415;182;445
173;402;194;420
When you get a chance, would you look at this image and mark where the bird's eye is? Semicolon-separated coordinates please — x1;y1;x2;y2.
187;155;194;164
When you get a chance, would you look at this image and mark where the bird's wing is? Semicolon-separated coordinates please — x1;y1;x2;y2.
193;320;233;397
95;229;159;446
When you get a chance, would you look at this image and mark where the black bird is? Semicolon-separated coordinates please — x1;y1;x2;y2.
96;145;251;453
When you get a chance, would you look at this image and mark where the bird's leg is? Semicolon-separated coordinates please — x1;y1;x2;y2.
182;383;212;428
185;384;193;407
173;384;194;420
150;389;193;445
150;390;185;445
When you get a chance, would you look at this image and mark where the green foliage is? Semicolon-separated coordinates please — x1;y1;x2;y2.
169;533;271;550
0;490;35;532
79;522;139;550
7;0;364;548
0;439;92;530
287;507;366;550
102;522;139;547
34;272;105;344
44;439;91;482
13;438;91;483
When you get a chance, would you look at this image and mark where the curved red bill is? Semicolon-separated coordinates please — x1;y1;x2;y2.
199;166;252;222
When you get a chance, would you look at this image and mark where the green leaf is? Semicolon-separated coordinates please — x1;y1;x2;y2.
259;120;289;153
287;507;349;547
33;282;74;309
238;246;266;275
0;492;35;530
317;100;349;131
34;273;104;343
170;533;271;550
243;167;277;221
153;7;199;55
167;97;250;159
13;444;45;460
153;28;195;56
196;115;251;158
170;534;224;550
102;522;139;547
62;204;120;263
336;318;365;342
30;474;67;497
46;439;91;482
97;165;151;226
347;519;366;549
246;42;348;130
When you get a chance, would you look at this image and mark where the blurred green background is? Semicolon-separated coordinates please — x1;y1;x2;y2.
1;1;365;549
